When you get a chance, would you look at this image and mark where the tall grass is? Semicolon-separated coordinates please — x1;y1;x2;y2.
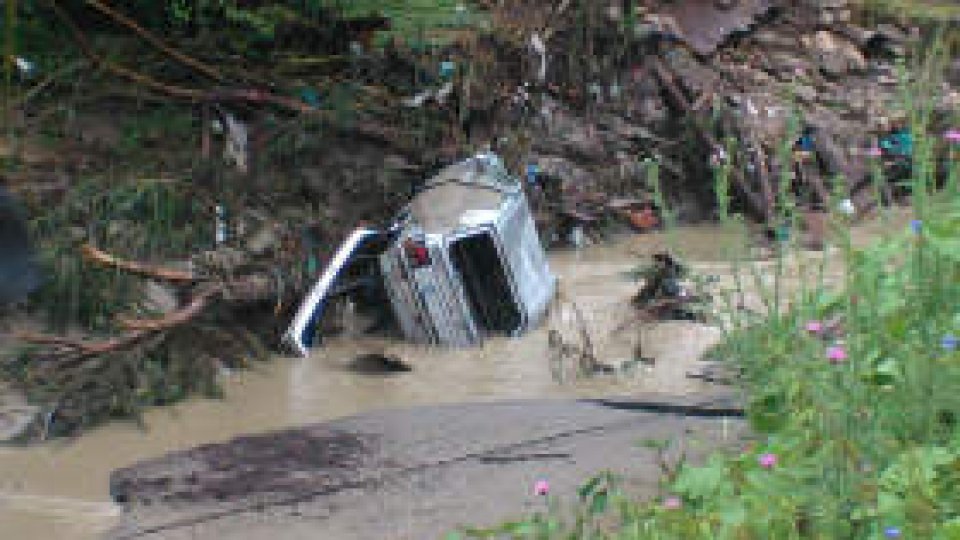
455;35;960;540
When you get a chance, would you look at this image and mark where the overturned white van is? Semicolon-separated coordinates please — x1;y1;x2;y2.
284;153;556;355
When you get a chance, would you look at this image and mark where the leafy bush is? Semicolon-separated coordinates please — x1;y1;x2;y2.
454;36;960;540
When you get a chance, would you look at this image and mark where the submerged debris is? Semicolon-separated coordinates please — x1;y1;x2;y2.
631;253;712;323
348;353;412;374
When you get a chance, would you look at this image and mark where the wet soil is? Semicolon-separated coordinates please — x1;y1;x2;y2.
108;398;746;540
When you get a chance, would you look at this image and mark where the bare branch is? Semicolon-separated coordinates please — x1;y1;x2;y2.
84;0;225;83
81;244;197;283
116;288;218;332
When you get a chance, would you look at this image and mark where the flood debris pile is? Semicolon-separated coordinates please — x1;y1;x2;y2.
630;252;712;323
508;0;958;244
0;0;955;437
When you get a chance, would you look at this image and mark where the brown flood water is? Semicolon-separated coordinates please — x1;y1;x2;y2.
0;213;910;539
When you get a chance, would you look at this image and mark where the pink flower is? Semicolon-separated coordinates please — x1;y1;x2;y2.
663;496;682;510
534;479;550;496
826;345;847;363
866;146;883;158
944;129;960;144
759;453;777;469
804;320;824;334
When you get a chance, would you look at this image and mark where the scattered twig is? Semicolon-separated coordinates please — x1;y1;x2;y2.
84;0;225;82
47;0;204;100
11;60;89;109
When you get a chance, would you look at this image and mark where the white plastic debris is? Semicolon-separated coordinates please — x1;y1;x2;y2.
530;32;547;82
223;113;249;173
609;81;622;99
401;89;432;108
435;81;454;104
570;225;587;248
215;204;228;245
838;198;856;216
13;56;35;77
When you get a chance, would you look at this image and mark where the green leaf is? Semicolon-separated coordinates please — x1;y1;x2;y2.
673;457;734;501
589;489;609;516
935;518;960;540
578;476;603;501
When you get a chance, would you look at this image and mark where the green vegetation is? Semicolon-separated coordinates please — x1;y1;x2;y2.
454;39;960;540
855;0;960;24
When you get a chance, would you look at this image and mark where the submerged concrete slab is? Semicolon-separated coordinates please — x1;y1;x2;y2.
109;394;746;540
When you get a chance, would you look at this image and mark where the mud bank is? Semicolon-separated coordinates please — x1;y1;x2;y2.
108;397;745;540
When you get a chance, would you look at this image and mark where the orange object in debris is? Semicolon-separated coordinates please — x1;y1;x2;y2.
628;208;660;231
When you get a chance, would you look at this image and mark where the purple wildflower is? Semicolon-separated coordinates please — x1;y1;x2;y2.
758;453;777;469
945;129;960;144
910;220;922;234
826;345;847;363
805;320;824;334
534;479;549;496
663;496;682;510
884;526;901;538
943;335;957;351
866;146;883;158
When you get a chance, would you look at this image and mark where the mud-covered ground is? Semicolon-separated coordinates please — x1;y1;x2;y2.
107;397;746;540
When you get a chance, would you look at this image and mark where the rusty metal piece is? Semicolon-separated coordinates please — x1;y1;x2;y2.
660;0;777;56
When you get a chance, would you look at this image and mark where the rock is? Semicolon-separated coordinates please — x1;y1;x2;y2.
640;97;669;125
528;156;592;193
794;84;819;103
839;25;876;48
875;24;910;44
244;225;279;256
106;219;133;239
753;30;798;49
767;51;813;77
804;0;848;8
143;280;179;315
605;3;622;21
0;384;39;443
805;31;867;78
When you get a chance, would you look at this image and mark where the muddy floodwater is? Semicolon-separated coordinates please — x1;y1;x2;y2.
0;213;910;539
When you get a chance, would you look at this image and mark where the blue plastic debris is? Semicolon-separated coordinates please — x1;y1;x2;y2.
299;87;321;109
796;133;815;152
526;163;540;185
880;130;913;158
439;60;456;79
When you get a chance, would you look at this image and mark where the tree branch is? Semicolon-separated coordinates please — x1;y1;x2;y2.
115;288;218;332
47;0;204;100
80;244;197;283
84;0;225;83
